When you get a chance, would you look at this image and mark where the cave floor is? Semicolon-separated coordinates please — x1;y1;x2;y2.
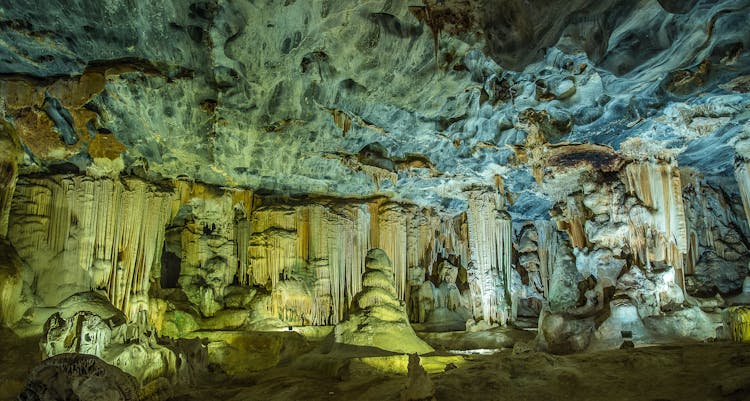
3;326;750;401
176;341;750;401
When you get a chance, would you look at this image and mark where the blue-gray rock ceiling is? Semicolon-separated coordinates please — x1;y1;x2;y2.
0;0;748;219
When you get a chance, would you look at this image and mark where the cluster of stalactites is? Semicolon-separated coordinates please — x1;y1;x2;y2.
429;215;470;275
623;161;688;284
0;121;20;238
248;204;371;325
0;162;16;238
376;202;409;301
247;201;464;325
466;191;512;324
248;206;302;288
372;202;468;305
8;175;172;320
360;164;398;190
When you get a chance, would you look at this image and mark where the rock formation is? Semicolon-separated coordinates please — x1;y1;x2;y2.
400;353;436;401
38;306;207;396
0;1;748;399
333;249;434;355
18;353;140;401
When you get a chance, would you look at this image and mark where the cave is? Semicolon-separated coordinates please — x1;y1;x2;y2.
160;248;181;289
0;1;750;400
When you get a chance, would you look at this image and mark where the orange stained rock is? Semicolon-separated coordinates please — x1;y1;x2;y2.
0;79;45;109
47;71;106;108
88;133;127;160
13;108;67;159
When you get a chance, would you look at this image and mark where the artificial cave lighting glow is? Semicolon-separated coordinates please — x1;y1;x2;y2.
447;348;501;355
0;1;749;399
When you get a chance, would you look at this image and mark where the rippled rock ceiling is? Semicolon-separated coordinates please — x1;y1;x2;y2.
0;0;746;216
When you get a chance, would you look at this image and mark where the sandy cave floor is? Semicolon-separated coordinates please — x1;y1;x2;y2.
3;326;750;401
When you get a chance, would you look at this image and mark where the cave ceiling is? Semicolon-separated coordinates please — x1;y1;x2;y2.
0;0;749;219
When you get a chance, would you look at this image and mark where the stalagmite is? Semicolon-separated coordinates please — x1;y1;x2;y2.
333;248;434;354
466;191;512;324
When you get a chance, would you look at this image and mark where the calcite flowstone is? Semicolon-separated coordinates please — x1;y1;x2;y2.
333;249;433;355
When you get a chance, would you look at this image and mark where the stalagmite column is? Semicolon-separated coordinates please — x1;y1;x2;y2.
466;191;512;324
171;181;245;317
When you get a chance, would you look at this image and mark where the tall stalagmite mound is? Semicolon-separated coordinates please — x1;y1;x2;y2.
333;249;434;355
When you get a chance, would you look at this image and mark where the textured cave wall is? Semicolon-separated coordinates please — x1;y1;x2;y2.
0;0;749;356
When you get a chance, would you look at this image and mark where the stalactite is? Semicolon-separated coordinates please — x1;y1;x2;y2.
623;160;688;288
536;220;561;299
378;202;409;302
735;160;750;228
235;218;250;286
230;189;255;286
360;164;398;190
8;175;172;320
466;191;512;324
0;120;21;238
559;196;589;249
683;178;710;276
406;206;423;275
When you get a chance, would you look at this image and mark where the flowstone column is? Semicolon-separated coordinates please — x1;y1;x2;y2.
466;191;513;325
